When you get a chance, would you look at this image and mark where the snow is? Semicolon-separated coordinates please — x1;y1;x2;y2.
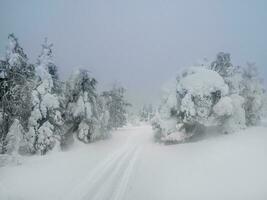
77;121;91;142
214;94;246;133
5;119;23;154
42;93;59;109
1;123;267;200
36;65;53;90
161;130;194;143
177;67;229;96
7;53;20;66
72;94;93;119
37;121;55;152
181;93;196;117
213;96;233;117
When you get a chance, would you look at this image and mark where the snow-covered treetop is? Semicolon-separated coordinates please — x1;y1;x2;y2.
37;38;53;67
66;69;97;103
6;33;27;61
36;38;59;90
177;67;229;97
35;38;61;93
210;52;233;77
5;34;28;68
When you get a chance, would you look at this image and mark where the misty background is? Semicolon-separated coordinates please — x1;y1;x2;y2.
1;0;267;108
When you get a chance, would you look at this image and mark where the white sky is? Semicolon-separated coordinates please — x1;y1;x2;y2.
1;0;267;108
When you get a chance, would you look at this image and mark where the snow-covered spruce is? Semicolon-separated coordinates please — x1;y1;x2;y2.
0;34;35;154
25;38;63;155
64;69;108;143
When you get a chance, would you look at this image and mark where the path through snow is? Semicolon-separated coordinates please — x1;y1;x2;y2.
64;127;147;200
0;124;267;200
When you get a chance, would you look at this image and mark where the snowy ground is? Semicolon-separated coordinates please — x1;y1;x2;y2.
0;123;267;200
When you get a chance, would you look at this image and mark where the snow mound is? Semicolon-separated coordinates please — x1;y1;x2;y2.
177;67;229;96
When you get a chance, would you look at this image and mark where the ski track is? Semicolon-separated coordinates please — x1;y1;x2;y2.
63;133;143;200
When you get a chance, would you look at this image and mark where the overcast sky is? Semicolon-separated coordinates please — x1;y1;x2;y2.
1;0;267;107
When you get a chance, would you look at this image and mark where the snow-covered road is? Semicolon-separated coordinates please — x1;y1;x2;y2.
0;124;267;200
64;126;148;200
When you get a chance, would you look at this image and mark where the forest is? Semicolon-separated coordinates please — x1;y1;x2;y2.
0;34;130;155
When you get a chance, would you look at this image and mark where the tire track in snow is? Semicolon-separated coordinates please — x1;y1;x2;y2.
63;144;132;200
88;145;141;200
110;146;142;200
63;144;141;200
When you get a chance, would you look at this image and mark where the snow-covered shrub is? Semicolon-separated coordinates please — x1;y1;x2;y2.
5;119;24;155
35;121;60;154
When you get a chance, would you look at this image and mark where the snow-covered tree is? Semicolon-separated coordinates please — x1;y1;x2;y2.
38;38;60;93
176;67;229;127
139;104;155;122
210;52;243;94
64;69;101;143
95;95;110;138
210;52;233;77
0;34;35;153
154;51;265;143
127;111;141;126
153;65;246;143
102;86;130;129
210;53;265;126
241;62;265;126
25;38;63;154
0;34;132;155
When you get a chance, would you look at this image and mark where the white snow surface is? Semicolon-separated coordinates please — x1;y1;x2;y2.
178;67;229;96
1;124;267;200
214;96;234;117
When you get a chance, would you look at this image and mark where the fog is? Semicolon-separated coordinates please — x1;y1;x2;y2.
1;0;267;107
